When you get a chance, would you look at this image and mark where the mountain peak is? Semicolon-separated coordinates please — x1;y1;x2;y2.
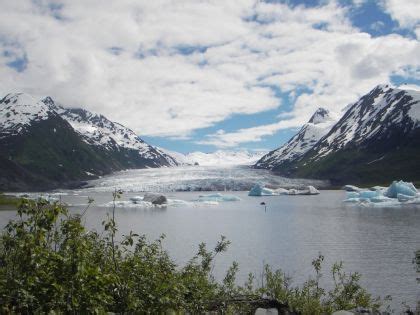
0;92;56;136
371;84;392;94
255;107;336;169
41;96;57;108
308;108;331;124
1;92;38;106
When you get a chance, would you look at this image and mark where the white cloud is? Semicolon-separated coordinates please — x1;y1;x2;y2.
382;0;420;29
197;119;300;148
0;0;419;146
370;21;385;31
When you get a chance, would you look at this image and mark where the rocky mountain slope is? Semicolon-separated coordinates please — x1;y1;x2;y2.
257;85;420;185
0;93;178;191
255;108;335;169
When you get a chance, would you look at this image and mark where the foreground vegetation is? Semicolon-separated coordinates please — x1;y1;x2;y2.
0;193;20;207
0;194;396;313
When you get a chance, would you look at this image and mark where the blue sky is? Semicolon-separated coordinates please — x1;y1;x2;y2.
1;0;419;153
144;0;420;153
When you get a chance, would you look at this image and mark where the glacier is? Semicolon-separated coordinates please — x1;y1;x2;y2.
84;165;329;193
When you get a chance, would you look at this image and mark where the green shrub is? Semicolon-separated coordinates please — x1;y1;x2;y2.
0;196;384;313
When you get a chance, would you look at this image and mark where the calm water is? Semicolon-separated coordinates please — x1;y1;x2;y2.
1;167;419;310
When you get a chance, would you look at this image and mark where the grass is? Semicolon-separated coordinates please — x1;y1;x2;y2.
0;193;20;207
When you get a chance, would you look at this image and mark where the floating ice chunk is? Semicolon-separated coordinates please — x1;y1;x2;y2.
397;193;416;202
197;193;241;202
346;192;360;199
343;180;420;206
359;190;379;199
343;197;361;203
197;200;219;206
369;186;387;191
130;196;144;203
288;186;319;195
342;185;361;192
101;200;155;208
406;197;420;204
305;186;320;195
385;180;417;198
249;184;320;196
370;195;394;203
167;199;192;206
248;184;278;196
273;187;289;195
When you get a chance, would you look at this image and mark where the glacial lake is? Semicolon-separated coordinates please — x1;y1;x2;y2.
1;166;419;310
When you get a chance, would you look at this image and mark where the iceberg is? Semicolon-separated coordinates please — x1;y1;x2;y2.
358;190;379;199
197;193;241;202
343;180;419;206
130;196;144;203
248;184;280;196
303;185;320;195
342;185;361;192
369;186;387;191
397;193;416;202
274;187;290;195
370;195;394;203
385;180;418;198
248;184;320;196
101;200;155;208
346;192;360;199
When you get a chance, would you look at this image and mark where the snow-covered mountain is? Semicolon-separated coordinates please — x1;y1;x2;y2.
0;92;179;190
56;107;177;164
261;84;420;185
1;93;177;166
153;147;188;166
186;150;267;166
154;149;267;166
255;108;336;169
0;93;58;138
310;84;420;159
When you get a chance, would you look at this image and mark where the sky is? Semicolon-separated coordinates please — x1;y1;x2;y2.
0;0;419;153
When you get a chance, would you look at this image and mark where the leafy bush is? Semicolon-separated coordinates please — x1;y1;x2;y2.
0;196;384;313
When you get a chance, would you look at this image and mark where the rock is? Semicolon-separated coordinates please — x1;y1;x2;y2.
332;311;354;315
143;193;167;205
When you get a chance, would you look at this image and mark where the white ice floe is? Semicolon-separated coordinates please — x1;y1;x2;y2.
100;195;224;208
342;185;362;192
343;180;420;207
248;183;319;196
196;193;241;202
